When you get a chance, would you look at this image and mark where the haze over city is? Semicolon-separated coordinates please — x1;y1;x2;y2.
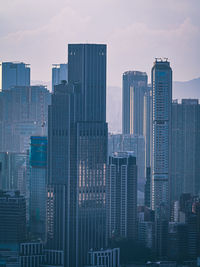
1;1;200;267
0;0;200;86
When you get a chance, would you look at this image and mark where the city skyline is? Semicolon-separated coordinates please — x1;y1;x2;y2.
0;1;200;263
0;43;200;266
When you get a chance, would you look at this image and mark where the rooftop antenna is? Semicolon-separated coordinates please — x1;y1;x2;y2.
155;57;162;62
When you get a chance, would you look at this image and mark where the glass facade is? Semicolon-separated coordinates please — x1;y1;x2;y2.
0;85;51;153
151;59;172;215
52;63;68;92
30;136;47;240
122;71;147;135
0;62;30;91
47;44;108;267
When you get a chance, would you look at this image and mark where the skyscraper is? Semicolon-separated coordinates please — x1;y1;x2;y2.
151;58;172;214
143;86;152;171
122;71;147;135
68;44;106;122
70;44;107;267
108;133;145;204
171;99;200;202
0;62;30;91
143;86;152;208
52;63;68;91
0;190;26;244
107;152;137;241
46;44;107;267
29;136;47;241
46;81;76;267
0;85;51;153
0;152;28;193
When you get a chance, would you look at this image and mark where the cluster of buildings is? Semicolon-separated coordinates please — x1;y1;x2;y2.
0;45;200;267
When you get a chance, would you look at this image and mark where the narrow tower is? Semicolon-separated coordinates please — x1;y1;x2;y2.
151;58;172;214
122;71;147;135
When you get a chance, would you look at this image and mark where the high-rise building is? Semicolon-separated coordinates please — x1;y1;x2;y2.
29;136;47;241
46;44;107;267
143;86;152;208
143;86;152;172
0;85;51;153
168;222;188;261
151;59;172;214
68;44;106;122
0;152;28;194
173;194;200;260
69;43;107;267
0;190;26;244
108;133;145;204
138;206;155;250
171;99;200;202
154;211;169;259
46;82;72;267
138;220;154;250
122;71;147;135
0;62;30;91
52;63;68;91
107;152;137;241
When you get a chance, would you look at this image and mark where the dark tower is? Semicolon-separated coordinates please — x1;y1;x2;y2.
46;44;108;267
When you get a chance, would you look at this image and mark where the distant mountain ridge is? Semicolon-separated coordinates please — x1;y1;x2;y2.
32;77;200;132
173;77;200;100
107;77;200;132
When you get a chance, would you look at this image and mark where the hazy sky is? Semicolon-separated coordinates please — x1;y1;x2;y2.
0;0;200;86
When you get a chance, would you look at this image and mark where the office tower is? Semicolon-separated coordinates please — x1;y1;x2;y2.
0;62;30;91
138;221;154;250
155;216;169;259
144;167;151;208
0;85;51;153
187;214;198;259
46;82;69;261
143;86;152;208
138;206;155;250
0;152;28;194
52;63;68;91
151;59;172;213
46;44;107;267
0;190;26;244
68;44;106;122
143;85;152;169
171;99;200;202
122;71;147;135
108;134;145;182
29;136;47;240
46;81;75;267
107;152;137;241
108;133;145;204
168;222;188;261
176;223;189;261
70;43;107;267
172;194;200;260
0;152;29;226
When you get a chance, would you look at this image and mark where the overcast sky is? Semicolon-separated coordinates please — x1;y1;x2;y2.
0;0;200;86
